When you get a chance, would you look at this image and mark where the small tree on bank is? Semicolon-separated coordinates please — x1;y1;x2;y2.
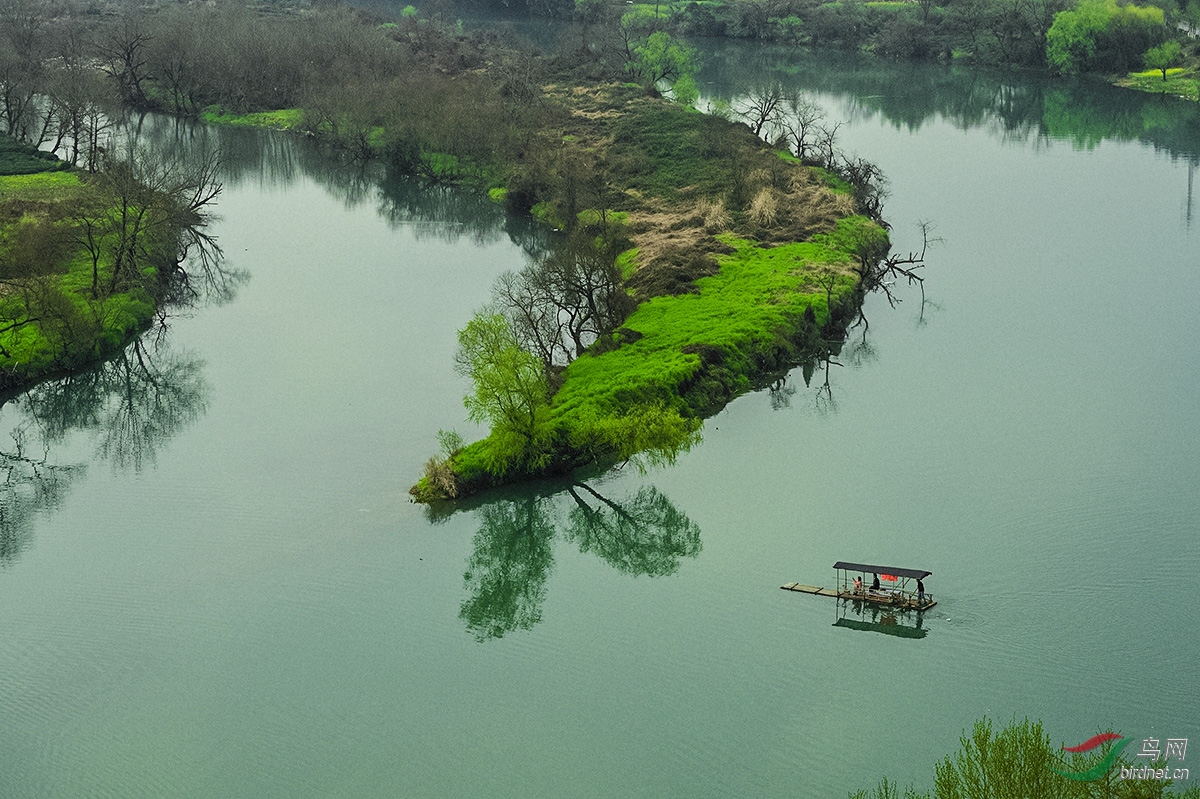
1143;40;1182;81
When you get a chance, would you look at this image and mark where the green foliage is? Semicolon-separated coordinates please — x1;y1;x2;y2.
853;716;1197;799
1047;0;1165;74
437;428;465;456
1143;39;1183;79
934;718;1067;799
628;31;698;90
566;402;702;469
671;73;700;107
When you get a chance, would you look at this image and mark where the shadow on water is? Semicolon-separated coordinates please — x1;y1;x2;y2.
141;116;556;257
0;336;208;567
439;479;702;642
835;598;929;640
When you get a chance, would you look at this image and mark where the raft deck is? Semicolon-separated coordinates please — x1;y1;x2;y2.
781;582;936;611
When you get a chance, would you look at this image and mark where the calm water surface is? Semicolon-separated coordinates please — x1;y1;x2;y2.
1;44;1197;798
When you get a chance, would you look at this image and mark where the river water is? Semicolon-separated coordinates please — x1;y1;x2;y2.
1;42;1197;798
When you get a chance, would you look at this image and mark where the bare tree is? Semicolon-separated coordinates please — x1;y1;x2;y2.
814;120;843;170
851;221;934;339
99;14;153;108
781;92;826;162
494;268;571;371
69;142;224;298
838;155;889;220
737;82;787;139
492;226;633;372
0;0;54;145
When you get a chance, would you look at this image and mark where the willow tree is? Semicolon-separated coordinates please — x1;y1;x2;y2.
454;313;551;473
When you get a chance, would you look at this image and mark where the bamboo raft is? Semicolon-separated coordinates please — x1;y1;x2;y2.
781;582;937;610
782;561;938;611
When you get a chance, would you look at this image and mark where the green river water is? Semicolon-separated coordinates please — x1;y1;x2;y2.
1;41;1197;798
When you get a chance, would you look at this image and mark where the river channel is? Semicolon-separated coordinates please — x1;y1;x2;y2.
1;39;1197;798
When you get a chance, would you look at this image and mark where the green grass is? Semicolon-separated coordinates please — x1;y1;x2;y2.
422;150;496;181
807;166;853;194
615;247;640;281
1115;66;1200;101
200;106;304;129
0;171;82;197
445;215;878;490
550;216;872;424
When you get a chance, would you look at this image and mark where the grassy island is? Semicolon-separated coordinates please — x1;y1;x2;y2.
404;80;893;501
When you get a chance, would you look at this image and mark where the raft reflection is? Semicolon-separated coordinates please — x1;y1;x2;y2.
834;598;929;640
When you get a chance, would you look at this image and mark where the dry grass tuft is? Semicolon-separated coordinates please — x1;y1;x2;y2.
423;456;459;499
696;196;731;232
749;188;779;227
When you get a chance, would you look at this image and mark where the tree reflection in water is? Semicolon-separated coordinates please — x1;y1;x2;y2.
0;427;79;565
458;482;701;641
22;339;208;472
460;495;556;642
564;484;700;578
0;336;208;565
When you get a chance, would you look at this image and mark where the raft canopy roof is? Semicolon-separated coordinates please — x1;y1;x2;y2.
833;562;931;580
